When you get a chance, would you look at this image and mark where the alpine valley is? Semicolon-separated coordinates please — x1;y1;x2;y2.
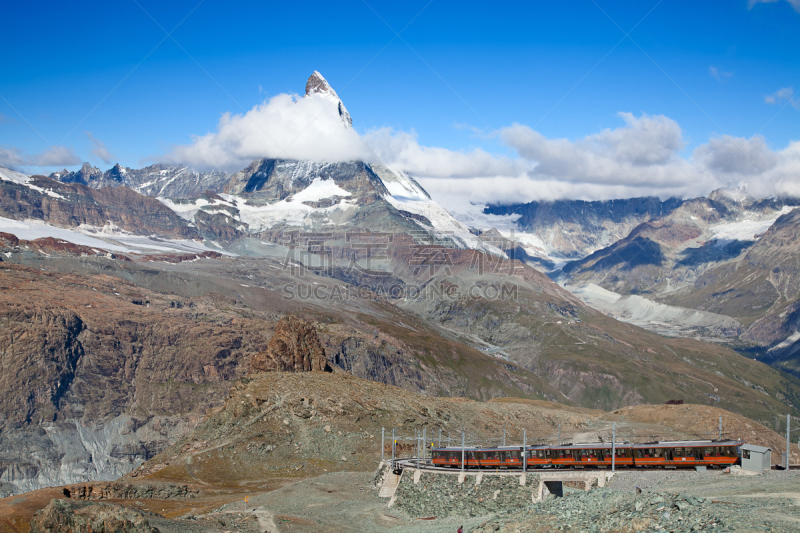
0;72;798;503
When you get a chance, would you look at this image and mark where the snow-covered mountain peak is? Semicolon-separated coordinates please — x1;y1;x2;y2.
304;71;352;128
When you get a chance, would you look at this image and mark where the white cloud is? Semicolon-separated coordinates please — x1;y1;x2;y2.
0;145;81;170
164;93;373;170
364;128;527;179
499;113;693;187
421;117;800;207
709;66;732;82
749;0;800;12
85;131;115;164
765;86;798;108
694;135;778;175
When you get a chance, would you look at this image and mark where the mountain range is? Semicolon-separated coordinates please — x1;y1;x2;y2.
0;72;798;497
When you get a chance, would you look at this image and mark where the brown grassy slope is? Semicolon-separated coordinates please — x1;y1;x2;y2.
125;372;597;487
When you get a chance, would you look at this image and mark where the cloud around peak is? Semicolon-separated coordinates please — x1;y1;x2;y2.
163;93;372;170
160;86;800;206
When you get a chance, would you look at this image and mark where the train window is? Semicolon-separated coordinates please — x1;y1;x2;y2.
723;447;735;457
743;449;751;460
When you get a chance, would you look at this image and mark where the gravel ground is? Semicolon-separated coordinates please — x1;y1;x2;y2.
213;471;492;533
105;469;800;532
469;469;800;533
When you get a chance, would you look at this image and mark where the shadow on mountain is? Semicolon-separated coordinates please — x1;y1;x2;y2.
507;245;556;271
587;237;665;271
677;239;754;267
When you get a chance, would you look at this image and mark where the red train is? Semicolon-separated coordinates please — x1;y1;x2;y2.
431;439;742;469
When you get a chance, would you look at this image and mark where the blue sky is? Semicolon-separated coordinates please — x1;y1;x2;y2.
1;0;798;203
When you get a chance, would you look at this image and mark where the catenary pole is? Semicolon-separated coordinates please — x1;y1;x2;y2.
787;414;791;470
503;426;506;447
461;429;466;472
558;423;561;445
423;428;427;462
719;417;722;440
381;427;385;463
439;427;442;448
612;422;616;473
523;429;527;474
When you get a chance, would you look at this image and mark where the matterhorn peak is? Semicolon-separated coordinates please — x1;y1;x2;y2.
304;71;353;128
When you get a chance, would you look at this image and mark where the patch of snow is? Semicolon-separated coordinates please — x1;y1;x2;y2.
291;178;351;202
379;167;499;253
233;195;357;231
769;331;800;352
158;195;238;223
0;167;31;185
572;283;622;306
568;282;741;340
711;206;797;242
0;216;129;251
445;201;576;268
158;197;212;222
26;183;66;199
0;167;65;199
0;216;235;256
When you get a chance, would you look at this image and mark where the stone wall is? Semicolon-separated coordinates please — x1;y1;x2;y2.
393;472;539;518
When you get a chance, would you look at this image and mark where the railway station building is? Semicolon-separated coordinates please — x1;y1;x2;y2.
740;444;771;472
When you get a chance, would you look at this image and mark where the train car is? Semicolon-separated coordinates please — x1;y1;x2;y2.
632;440;740;468
526;445;551;468
431;446;472;468
431;446;525;469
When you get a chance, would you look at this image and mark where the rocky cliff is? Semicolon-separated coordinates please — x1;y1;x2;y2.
249;315;330;373
0;174;198;238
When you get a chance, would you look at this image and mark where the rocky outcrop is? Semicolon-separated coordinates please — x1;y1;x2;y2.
30;499;158;533
250;316;330;373
64;481;199;500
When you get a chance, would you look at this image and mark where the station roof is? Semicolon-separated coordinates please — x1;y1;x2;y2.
741;443;770;453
